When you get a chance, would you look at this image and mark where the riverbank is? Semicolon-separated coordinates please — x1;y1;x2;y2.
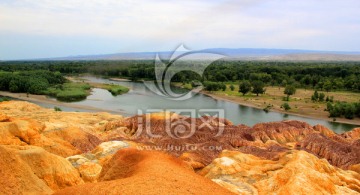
201;90;360;126
0;91;127;115
1;86;359;127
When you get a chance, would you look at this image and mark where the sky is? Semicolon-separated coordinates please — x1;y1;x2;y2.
0;0;360;60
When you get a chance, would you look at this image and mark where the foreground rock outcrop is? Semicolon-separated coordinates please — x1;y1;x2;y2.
0;145;83;194
199;150;360;194
0;101;359;194
55;148;234;195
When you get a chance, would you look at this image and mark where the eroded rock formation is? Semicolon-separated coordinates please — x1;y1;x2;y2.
0;145;83;194
199;150;360;194
54;148;235;195
0;101;359;194
115;113;360;170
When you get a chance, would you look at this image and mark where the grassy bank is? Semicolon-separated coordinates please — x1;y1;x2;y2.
89;83;129;96
175;82;360;124
43;82;91;102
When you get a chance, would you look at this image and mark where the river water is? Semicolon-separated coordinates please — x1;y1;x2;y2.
34;76;358;133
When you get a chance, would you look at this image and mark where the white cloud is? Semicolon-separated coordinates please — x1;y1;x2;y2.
0;0;360;59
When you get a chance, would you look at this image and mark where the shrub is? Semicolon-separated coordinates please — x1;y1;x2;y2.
281;103;291;111
0;97;10;102
54;106;62;112
230;84;235;91
204;82;226;91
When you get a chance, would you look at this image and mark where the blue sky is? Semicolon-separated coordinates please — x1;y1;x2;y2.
0;0;359;60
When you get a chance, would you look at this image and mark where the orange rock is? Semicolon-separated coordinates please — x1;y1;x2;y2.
55;148;234;195
0;145;84;194
65;141;131;182
0;113;10;122
45;126;101;153
299;133;360;169
0;101;124;140
0;118;43;145
14;145;84;190
78;162;102;182
0;145;53;195
1;101;360;194
251;120;314;143
0;117;81;157
313;124;336;137
342;128;360;140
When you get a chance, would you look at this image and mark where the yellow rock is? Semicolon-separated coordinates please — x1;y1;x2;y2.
200;150;360;195
78;162;102;182
0;145;84;194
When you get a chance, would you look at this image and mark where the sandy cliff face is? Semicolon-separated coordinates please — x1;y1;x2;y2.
0;101;359;194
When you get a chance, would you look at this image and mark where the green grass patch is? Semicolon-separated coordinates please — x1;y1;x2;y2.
102;84;129;96
43;82;91;102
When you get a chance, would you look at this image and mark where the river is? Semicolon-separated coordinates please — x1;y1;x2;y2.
32;76;358;133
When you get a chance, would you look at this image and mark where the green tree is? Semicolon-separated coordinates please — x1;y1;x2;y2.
311;90;319;101
27;78;49;94
344;103;356;119
9;76;26;92
284;85;296;101
300;75;312;86
251;81;265;96
0;74;12;90
327;102;358;119
215;73;227;82
239;81;251;96
323;80;332;92
230;84;235;91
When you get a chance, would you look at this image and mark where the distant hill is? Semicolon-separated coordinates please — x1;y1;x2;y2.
17;48;360;61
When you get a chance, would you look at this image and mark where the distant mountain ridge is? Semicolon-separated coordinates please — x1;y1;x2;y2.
13;48;360;61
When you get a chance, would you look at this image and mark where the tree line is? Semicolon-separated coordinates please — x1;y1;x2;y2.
0;70;66;94
1;60;359;92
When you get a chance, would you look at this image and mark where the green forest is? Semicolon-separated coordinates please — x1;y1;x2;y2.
0;70;65;94
1;60;359;92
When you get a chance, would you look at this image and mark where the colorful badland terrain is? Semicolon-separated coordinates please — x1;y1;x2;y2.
0;101;359;194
